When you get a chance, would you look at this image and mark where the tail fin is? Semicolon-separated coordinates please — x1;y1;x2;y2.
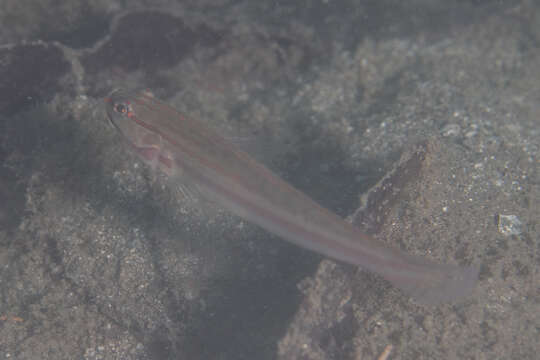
382;257;479;305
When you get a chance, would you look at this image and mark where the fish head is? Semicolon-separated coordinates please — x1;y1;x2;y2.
104;89;137;137
105;89;161;146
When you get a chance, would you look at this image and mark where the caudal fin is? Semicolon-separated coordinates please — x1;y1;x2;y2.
384;259;479;305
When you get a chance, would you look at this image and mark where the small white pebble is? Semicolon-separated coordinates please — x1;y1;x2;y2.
441;123;461;137
465;130;477;138
497;214;522;236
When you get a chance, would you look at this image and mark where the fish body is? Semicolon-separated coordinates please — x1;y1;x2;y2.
105;89;478;304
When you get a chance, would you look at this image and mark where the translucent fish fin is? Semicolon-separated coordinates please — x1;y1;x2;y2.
382;255;479;305
173;182;199;204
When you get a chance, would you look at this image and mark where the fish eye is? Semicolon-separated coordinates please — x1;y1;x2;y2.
114;103;128;114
